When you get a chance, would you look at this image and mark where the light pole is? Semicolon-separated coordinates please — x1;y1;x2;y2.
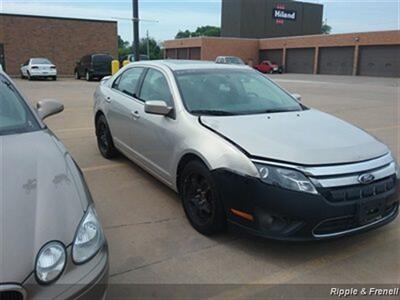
133;0;140;62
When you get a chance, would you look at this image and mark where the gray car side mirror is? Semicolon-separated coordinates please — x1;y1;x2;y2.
37;99;64;120
144;100;172;116
292;93;302;102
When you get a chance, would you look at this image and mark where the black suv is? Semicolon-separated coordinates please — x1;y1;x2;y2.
74;54;113;81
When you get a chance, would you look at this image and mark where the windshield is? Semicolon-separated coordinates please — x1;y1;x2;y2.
175;69;303;116
225;57;244;65
0;76;40;135
31;58;52;65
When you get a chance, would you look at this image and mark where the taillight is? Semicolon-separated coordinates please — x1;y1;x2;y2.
31;66;39;69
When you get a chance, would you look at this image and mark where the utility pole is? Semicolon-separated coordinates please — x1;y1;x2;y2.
133;0;140;61
146;30;150;59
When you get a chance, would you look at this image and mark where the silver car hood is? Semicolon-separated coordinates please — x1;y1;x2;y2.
0;130;86;283
201;109;389;165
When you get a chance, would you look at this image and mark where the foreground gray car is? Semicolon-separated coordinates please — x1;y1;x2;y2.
94;60;399;240
0;71;108;299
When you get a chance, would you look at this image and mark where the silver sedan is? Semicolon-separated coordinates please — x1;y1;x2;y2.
94;60;399;240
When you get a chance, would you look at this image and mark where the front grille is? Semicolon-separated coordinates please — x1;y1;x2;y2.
320;176;396;204
314;203;398;235
0;291;24;300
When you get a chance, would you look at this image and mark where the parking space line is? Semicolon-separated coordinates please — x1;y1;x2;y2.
82;163;125;172
367;124;400;131
54;127;94;133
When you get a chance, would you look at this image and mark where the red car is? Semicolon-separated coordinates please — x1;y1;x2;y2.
254;60;282;74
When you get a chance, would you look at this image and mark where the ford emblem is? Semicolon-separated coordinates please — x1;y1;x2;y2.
358;173;375;185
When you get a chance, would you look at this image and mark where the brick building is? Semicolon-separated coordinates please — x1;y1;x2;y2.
0;13;118;76
164;31;400;77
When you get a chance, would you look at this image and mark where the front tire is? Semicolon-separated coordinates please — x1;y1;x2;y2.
96;114;117;159
27;72;32;81
85;71;92;81
180;160;226;235
52;76;57;81
75;70;81;80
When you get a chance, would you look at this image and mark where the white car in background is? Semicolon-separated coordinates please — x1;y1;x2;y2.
20;58;57;80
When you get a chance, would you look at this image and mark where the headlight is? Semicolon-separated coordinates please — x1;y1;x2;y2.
72;205;105;264
35;241;66;284
389;152;400;180
255;164;318;194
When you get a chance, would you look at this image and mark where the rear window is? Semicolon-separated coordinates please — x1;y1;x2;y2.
93;55;113;63
31;58;52;65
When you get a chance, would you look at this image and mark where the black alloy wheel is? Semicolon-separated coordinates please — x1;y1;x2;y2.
181;161;226;235
96;115;117;159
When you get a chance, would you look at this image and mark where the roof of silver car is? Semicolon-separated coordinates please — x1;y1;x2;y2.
135;60;251;71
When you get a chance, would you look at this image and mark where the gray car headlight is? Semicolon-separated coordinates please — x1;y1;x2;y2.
72;205;105;264
255;164;318;194
35;241;67;284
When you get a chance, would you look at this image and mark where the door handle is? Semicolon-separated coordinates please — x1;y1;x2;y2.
105;96;112;103
131;110;140;120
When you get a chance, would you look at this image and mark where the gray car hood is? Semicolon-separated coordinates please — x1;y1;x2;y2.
201;109;388;165
0;130;87;283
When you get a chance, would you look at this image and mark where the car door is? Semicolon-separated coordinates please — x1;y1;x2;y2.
130;67;177;182
76;57;83;76
105;67;145;153
80;56;88;76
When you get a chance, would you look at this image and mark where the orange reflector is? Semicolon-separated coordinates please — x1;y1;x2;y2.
230;208;254;221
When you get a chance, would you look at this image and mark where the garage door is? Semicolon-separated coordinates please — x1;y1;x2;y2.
318;47;354;75
259;49;283;65
189;48;201;60
177;48;189;59
358;45;400;77
286;48;315;74
166;49;176;59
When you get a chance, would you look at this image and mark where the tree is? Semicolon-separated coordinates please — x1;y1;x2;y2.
139;37;162;60
118;35;162;60
321;20;332;34
175;26;221;39
118;35;131;58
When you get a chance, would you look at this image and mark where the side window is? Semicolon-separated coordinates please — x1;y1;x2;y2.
139;69;173;106
113;67;144;97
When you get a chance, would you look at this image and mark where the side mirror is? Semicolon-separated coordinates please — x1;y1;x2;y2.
37;100;64;120
76;61;81;65
144;100;172;116
291;93;302;102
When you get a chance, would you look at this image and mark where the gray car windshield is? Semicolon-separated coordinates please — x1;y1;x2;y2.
0;76;40;135
175;69;303;116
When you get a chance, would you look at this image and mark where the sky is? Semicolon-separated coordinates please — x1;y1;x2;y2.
1;0;399;43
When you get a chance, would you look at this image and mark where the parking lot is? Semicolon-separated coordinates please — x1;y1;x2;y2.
14;74;399;292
